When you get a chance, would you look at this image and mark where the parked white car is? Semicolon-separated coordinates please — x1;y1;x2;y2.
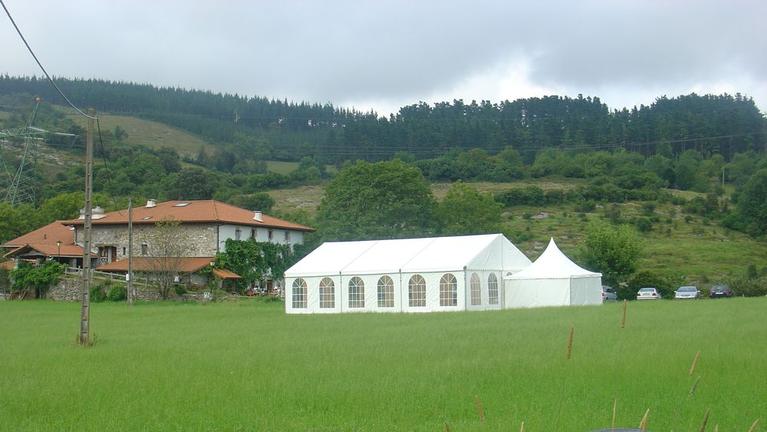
601;285;618;302
636;287;661;300
674;285;700;299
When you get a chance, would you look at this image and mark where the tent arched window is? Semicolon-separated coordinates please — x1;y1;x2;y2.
408;274;426;307
319;277;335;309
470;273;481;305
292;278;307;308
488;273;499;305
348;277;365;308
440;273;458;306
377;275;394;307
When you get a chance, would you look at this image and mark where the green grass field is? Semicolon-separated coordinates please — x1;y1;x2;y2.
1;299;764;431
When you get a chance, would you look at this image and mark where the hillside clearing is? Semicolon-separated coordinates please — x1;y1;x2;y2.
67;111;215;156
0;299;764;431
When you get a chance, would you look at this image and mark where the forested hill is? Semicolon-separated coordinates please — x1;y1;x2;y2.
1;75;765;163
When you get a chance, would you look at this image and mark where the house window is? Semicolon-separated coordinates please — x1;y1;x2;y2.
470;273;481;306
348;277;365;308
439;273;458;307
122;247;126;256
268;229;273;241
141;243;148;256
284;231;290;243
235;228;241;241
319;277;335;309
408;274;426;307
292;278;307;308
250;228;256;240
377;275;394;308
488;273;499;305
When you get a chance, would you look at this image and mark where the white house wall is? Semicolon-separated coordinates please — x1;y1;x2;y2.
217;224;304;251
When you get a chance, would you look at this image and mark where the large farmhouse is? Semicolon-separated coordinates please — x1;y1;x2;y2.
63;199;313;267
3;200;313;288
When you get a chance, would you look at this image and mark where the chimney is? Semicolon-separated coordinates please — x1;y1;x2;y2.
146;199;156;208
253;211;263;222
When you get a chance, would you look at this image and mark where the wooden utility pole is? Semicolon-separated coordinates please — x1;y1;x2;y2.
127;197;133;305
79;109;95;345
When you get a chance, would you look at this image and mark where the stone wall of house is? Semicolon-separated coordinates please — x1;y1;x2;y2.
48;278;82;301
48;277;208;302
76;223;218;260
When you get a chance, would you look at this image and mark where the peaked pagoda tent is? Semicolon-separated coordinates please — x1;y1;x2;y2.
504;238;602;308
285;234;531;314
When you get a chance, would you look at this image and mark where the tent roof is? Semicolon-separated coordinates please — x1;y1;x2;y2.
285;234;531;277
506;238;601;280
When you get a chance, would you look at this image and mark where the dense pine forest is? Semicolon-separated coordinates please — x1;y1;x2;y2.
1;75;764;164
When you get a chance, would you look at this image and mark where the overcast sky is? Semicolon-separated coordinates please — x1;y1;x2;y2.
2;0;766;115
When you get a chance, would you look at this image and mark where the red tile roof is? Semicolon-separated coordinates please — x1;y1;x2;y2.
64;200;314;231
97;257;215;273
211;268;241;279
1;221;75;249
3;243;91;259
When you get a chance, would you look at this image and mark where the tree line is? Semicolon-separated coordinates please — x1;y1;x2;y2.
2;75;764;163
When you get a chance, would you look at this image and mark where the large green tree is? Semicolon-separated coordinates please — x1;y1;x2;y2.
737;168;767;236
580;221;643;286
317;160;437;240
437;183;502;235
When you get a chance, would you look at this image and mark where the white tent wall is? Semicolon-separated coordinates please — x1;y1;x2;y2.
504;278;571;309
463;270;504;311
287;270;469;313
568;276;602;306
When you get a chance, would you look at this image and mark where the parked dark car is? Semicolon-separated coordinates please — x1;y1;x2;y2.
709;284;733;298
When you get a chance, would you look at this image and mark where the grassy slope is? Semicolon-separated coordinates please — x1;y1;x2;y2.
267;180;767;283
67;112;215;157
0;299;765;431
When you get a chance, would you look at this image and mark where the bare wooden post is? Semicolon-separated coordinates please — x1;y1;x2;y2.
698;408;710;432
79;109;95;346
747;419;760;432
474;395;485;423
127;197;133;305
566;326;574;360
639;408;650;431
621;299;628;328
689;350;701;376
611;398;617;429
519;421;525;432
689;376;701;396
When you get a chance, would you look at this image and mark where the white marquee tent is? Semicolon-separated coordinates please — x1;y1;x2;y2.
504;238;602;308
285;234;532;314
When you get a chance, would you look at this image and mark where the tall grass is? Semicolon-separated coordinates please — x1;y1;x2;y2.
0;298;764;431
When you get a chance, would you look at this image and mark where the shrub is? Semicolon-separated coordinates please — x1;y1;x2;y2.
727;276;767;297
90;284;107;302
174;284;187;296
10;261;65;298
641;201;657;215
107;285;127;302
575;200;596;213
633;217;653;233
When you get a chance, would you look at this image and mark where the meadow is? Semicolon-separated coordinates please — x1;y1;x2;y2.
1;298;765;431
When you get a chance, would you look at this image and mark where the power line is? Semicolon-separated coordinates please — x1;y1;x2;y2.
0;0;96;120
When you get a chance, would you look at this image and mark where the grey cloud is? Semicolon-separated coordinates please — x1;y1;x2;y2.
1;0;765;110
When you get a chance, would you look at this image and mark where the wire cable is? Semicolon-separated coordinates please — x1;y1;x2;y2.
0;0;96;120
